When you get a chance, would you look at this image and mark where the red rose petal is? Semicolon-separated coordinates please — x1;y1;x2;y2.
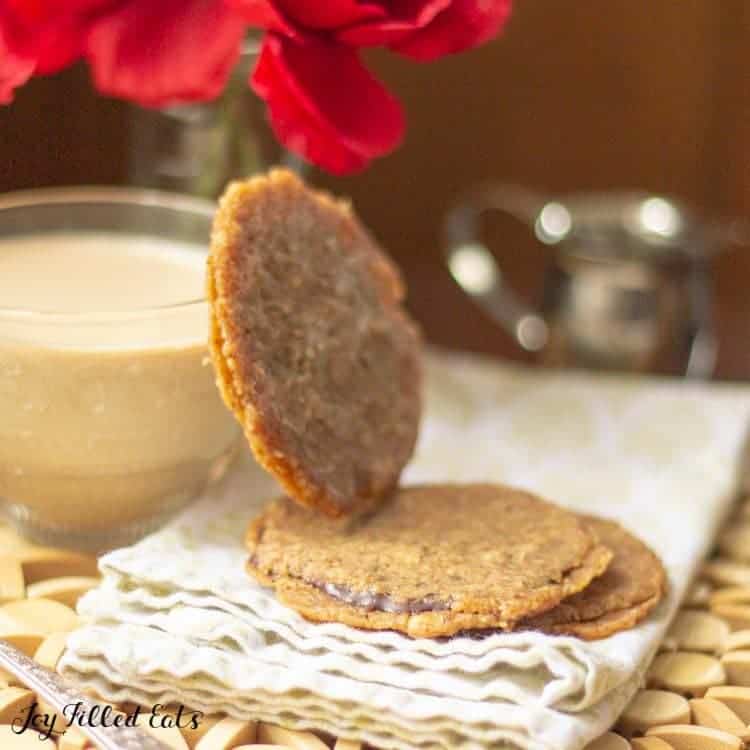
251;34;404;174
86;0;248;107
0;25;34;104
252;39;366;173
232;0;385;32
23;18;90;74
337;0;451;47
391;0;512;61
5;0;110;24
271;0;386;30
3;0;109;72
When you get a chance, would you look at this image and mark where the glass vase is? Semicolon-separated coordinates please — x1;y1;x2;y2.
127;39;302;199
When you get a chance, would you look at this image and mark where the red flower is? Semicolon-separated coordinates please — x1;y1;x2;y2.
0;23;33;104
235;0;512;173
252;34;404;174
1;0;247;107
232;0;512;60
0;0;512;174
86;0;247;107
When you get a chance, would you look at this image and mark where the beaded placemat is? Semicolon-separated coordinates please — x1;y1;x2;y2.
3;495;750;750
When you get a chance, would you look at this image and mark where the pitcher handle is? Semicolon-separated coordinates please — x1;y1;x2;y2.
443;183;562;352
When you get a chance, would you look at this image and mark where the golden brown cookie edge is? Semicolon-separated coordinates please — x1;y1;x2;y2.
524;516;667;636
538;592;663;640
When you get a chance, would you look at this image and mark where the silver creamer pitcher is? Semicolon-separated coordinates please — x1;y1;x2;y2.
443;185;738;377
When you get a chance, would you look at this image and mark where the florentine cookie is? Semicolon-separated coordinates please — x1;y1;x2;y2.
523;516;666;639
208;169;422;518
246;484;613;638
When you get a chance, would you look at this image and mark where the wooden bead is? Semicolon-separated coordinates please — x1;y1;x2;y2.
25;577;99;609
141;721;189;750
334;740;363;750
16;549;98;584
645;724;742;749
32;633;69;671
618;690;690;737
57;727;89;749
0;686;35;724
721;650;750;686
665;612;729;654
704;686;750;722
0;626;44;658
719;524;750;562
0;610;21;630
702;561;750;588
631;739;674;750
0;558;25;604
144;705;219;749
709;587;750;607
257;724;330;750
179;712;222;749
0;724;54;747
647;653;726;697
584;731;631;749
194;718;256;750
725;629;750;652
689;698;750;740
1;599;78;635
710;603;750;631
143;704;210;749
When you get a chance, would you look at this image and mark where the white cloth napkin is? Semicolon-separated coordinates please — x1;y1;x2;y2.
60;352;750;750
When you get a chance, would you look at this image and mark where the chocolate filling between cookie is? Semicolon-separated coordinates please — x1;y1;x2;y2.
246;556;449;614
306;554;606;619
316;581;450;614
248;548;609;622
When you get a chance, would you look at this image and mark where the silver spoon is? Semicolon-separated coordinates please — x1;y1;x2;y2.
0;638;168;750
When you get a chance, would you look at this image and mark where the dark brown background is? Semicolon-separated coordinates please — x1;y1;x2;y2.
3;0;750;378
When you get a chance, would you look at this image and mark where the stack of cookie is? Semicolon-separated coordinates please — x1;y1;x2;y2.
207;169;666;642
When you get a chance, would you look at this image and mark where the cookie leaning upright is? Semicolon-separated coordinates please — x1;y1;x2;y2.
207;169;422;517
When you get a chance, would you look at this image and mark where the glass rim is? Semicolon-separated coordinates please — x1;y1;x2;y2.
0;185;216;321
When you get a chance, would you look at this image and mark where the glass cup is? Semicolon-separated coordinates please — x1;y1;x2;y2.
0;187;242;551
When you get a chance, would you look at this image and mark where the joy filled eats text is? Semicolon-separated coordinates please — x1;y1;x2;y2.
12;701;202;741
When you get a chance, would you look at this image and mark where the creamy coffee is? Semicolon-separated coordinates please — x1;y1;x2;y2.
0;232;239;546
0;233;206;313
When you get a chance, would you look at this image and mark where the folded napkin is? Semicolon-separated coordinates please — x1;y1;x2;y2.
60;351;750;750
